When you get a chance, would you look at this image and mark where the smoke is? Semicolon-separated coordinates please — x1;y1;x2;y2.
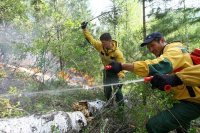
0;23;34;66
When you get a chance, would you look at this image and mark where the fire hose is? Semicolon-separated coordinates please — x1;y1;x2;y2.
104;65;172;92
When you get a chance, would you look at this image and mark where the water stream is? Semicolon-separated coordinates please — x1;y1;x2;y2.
0;78;145;98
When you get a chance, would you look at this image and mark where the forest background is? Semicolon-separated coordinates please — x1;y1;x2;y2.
0;0;200;132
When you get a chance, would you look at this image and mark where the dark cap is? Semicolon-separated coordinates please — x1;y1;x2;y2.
140;32;163;47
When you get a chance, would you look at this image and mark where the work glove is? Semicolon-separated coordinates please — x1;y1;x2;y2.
150;74;183;91
107;61;122;74
81;21;88;29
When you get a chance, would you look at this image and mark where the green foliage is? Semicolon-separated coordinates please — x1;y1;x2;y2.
22;89;104;114
0;97;26;118
0;70;6;78
0;0;27;22
24;0;101;78
51;124;60;133
146;0;200;48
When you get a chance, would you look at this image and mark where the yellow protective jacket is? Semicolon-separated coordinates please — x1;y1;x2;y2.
176;65;200;86
133;42;200;103
83;29;125;78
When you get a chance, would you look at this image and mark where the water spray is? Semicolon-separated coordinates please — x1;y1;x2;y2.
0;77;150;98
0;64;171;98
0;73;171;98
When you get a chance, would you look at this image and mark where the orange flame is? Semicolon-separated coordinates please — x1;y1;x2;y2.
58;68;94;87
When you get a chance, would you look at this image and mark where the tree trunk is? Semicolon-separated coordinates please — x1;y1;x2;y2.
0;111;87;133
142;0;146;40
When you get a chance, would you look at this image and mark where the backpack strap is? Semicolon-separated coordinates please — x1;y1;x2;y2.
186;86;196;97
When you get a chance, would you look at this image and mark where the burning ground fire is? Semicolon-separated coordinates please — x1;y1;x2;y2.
57;68;95;87
0;63;94;89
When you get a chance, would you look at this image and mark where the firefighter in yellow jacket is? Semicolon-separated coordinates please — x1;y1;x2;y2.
81;22;125;106
108;32;200;133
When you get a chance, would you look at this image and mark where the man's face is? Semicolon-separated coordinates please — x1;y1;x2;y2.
101;40;112;50
147;39;164;57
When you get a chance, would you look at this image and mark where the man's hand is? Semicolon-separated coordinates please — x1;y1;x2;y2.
107;61;122;74
81;21;88;29
150;74;183;90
